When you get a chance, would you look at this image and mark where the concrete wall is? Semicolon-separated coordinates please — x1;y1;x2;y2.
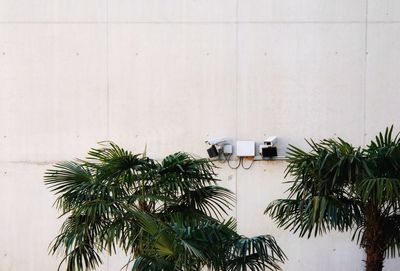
0;1;399;270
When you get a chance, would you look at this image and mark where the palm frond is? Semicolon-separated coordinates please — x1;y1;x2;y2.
158;152;219;194
226;235;286;271
357;178;400;206
50;215;103;271
266;195;359;238
132;255;175;271
177;186;235;219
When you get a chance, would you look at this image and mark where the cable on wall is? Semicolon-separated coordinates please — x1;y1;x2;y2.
225;154;241;169
241;158;255;170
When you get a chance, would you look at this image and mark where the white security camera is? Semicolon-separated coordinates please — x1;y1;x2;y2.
205;138;228;158
205;138;227;145
260;136;278;158
264;136;278;146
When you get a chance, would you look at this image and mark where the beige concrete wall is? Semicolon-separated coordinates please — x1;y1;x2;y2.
0;1;399;270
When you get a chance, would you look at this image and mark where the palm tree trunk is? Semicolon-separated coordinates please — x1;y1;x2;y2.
364;205;384;271
365;244;384;271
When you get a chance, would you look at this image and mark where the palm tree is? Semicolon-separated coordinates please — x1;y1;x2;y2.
265;126;400;271
45;142;286;271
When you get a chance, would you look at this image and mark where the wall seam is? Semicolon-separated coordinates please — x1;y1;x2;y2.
0;161;59;165
1;20;396;25
106;1;110;269
0;20;390;25
106;0;110;141
363;0;369;145
234;0;239;221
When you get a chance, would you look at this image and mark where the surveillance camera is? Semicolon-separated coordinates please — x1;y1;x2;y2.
264;136;278;146
259;144;278;158
207;145;221;158
205;137;227;145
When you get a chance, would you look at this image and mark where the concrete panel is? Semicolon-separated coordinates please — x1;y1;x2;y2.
214;164;238;219
0;0;106;22
281;232;364;271
384;258;400;271
107;252;131;271
0;163;110;271
238;0;366;22
365;24;400;140
108;24;236;159
108;0;236;22
0;163;60;271
368;0;400;22
237;24;365;151
0;24;108;162
236;161;287;236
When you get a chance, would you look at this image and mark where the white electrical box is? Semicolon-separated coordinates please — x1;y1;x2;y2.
223;144;233;155
236;141;255;157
